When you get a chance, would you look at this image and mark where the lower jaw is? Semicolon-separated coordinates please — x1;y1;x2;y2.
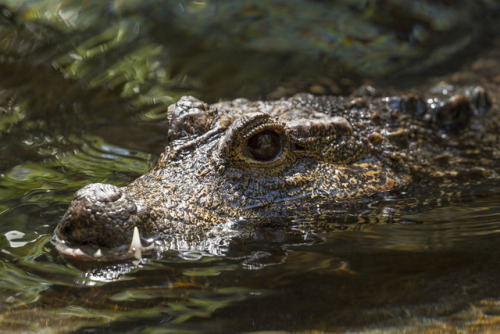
52;226;152;261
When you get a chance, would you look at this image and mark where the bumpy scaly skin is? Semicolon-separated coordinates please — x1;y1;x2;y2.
55;88;498;259
56;184;149;248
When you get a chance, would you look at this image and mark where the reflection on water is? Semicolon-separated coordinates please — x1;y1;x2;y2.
0;135;153;228
0;0;499;333
4;0;500;100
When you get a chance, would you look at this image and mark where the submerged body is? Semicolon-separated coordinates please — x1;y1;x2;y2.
55;87;499;260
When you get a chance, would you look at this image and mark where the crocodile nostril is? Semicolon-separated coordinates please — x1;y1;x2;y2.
74;183;122;203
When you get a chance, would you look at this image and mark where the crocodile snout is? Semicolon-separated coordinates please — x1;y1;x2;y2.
55;183;141;251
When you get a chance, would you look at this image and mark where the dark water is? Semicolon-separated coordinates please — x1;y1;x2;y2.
1;1;500;333
2;195;500;332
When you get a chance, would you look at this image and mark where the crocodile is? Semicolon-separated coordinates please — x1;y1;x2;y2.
54;86;499;260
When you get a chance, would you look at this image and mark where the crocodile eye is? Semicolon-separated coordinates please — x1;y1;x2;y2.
218;112;290;170
247;130;282;161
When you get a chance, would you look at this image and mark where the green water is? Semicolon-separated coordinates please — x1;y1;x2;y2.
1;1;500;332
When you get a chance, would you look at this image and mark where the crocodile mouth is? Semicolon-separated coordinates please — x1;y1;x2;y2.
52;226;154;261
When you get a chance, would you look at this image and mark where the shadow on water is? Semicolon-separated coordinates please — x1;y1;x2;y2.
0;1;500;333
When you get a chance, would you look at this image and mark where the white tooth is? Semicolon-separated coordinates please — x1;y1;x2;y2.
73;248;84;257
133;248;141;260
94;249;102;258
130;226;142;260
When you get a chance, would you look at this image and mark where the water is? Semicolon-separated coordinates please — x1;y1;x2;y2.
1;1;500;332
1;197;500;332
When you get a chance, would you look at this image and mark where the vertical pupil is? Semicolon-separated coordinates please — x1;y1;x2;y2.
247;130;281;161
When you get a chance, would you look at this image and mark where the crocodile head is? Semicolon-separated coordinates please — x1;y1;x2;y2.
54;89;495;260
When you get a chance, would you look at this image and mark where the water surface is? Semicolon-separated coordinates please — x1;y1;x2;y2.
1;1;500;332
